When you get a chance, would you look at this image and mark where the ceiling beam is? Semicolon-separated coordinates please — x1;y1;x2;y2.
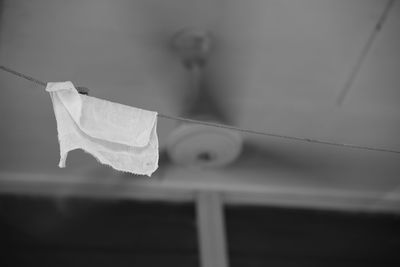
0;171;399;214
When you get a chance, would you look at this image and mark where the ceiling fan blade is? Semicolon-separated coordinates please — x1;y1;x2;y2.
181;69;233;124
158;148;172;167
203;60;241;124
150;148;173;179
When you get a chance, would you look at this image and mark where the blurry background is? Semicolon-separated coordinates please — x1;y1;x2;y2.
0;0;400;266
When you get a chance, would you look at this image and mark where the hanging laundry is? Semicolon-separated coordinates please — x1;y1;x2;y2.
46;82;158;176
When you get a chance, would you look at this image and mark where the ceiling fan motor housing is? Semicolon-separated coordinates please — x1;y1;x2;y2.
171;29;212;69
166;123;243;167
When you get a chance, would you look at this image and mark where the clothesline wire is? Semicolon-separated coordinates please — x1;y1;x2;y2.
1;65;400;155
1;65;46;86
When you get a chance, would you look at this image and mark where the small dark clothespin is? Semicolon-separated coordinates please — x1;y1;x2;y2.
76;86;89;95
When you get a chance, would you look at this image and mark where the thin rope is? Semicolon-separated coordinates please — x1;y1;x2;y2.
336;0;395;105
1;65;400;155
0;65;46;86
0;65;89;94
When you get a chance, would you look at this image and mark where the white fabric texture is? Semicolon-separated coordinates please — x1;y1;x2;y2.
46;81;158;176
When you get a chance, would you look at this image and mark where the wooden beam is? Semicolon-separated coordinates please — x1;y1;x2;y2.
0;172;399;214
0;172;194;203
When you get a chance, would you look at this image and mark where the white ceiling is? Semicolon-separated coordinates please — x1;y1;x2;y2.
0;0;399;212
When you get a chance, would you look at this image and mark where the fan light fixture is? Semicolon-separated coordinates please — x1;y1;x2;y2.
166;123;242;167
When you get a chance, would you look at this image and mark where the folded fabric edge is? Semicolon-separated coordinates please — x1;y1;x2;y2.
46;81;76;92
134;112;158;147
58;147;156;177
47;82;83;125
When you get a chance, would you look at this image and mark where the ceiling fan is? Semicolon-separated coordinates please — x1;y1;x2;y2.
156;28;312;173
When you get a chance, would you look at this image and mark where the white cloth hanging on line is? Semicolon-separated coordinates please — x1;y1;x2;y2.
46;82;158;176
